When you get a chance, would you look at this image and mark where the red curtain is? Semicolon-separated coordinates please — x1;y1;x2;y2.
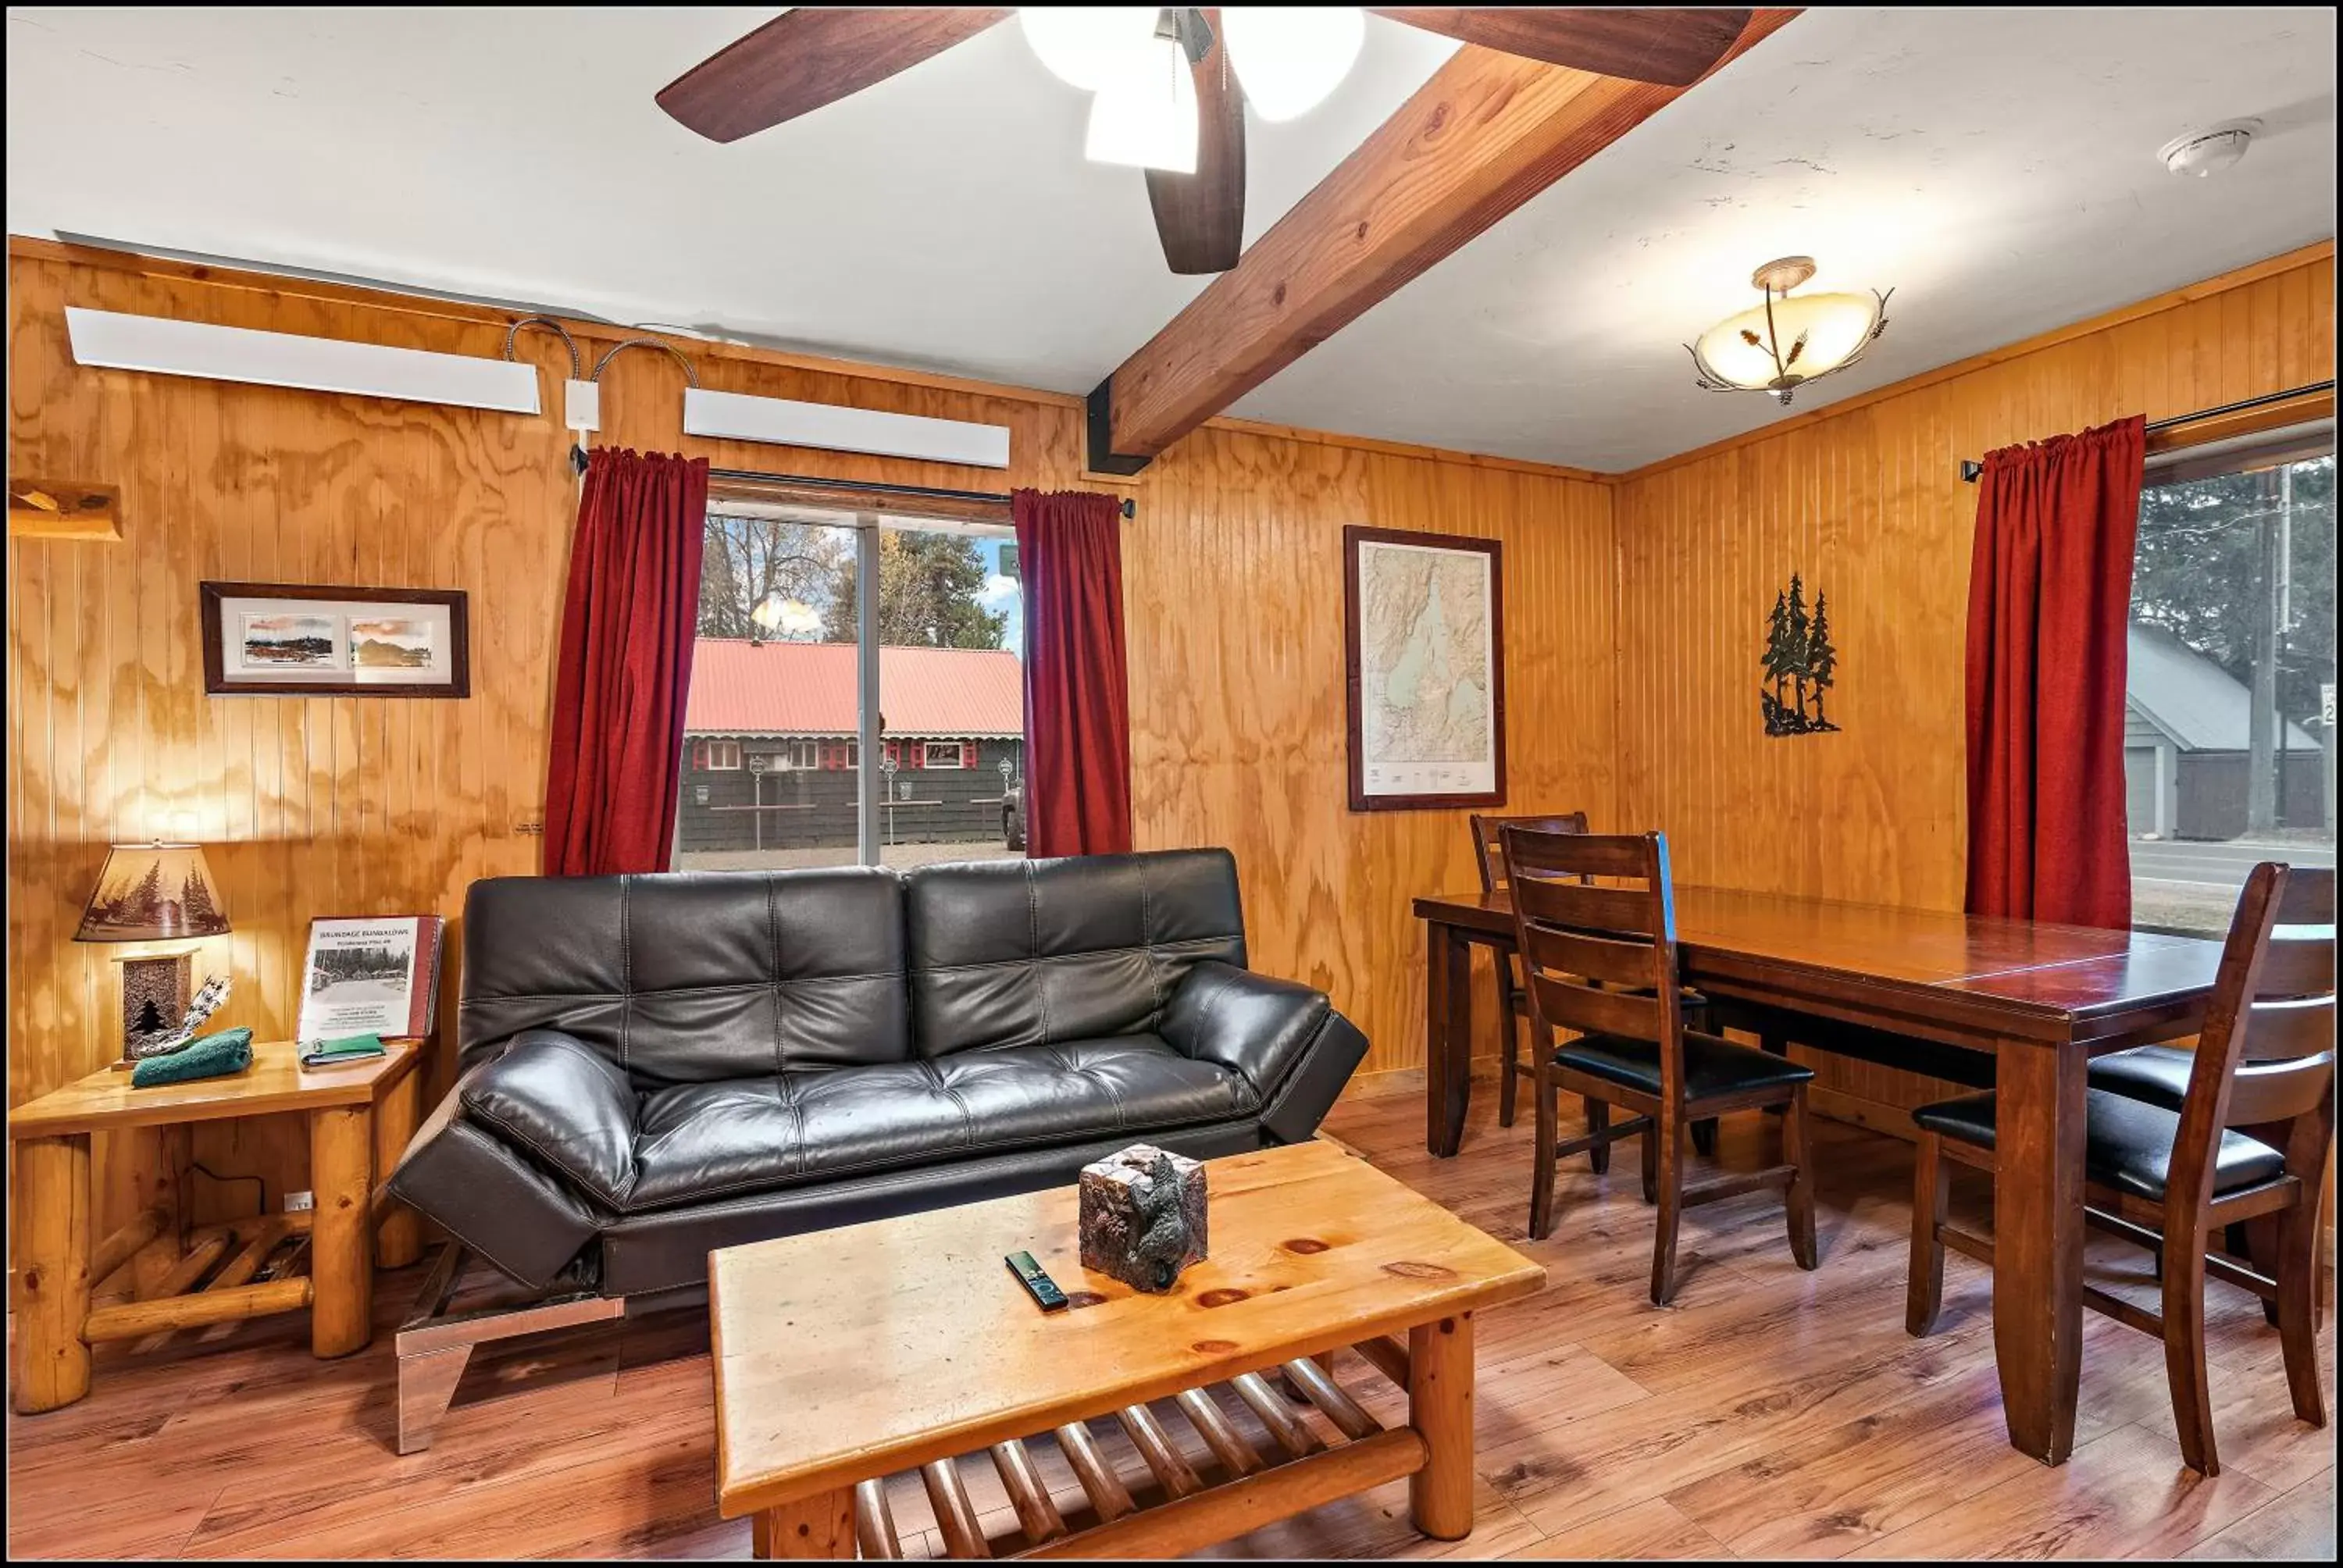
1013;489;1132;857
1963;415;2145;927
543;447;708;877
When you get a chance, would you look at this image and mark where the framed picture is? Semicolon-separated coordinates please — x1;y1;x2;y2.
199;582;470;697
294;915;444;1042
1344;526;1506;811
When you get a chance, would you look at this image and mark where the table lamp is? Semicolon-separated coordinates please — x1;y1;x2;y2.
73;841;231;1067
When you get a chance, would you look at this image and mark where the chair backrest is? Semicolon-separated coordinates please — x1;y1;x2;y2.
1498;826;1691;1102
1470;811;1590;893
2168;864;2337;1217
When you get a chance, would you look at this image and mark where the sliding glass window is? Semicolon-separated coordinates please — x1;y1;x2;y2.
2127;424;2335;934
672;502;1025;871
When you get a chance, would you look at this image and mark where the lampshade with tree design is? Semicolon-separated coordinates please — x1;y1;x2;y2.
75;842;231;943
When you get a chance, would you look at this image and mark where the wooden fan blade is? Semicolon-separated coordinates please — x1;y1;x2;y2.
658;8;1012;144
1147;12;1247;275
1373;9;1753;87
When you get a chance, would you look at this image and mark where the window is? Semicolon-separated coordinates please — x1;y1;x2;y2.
672;509;1028;872
2127;433;2334;935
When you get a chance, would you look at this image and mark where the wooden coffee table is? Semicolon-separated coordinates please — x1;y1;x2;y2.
710;1139;1542;1559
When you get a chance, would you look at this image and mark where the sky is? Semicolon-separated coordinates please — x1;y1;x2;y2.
976;535;1023;657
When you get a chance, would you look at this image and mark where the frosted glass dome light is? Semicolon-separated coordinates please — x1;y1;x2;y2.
1222;7;1365;122
1686;258;1892;407
1021;8;1161;91
1084;31;1199;172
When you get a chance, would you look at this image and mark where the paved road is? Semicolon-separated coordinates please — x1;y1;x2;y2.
2131;837;2335;886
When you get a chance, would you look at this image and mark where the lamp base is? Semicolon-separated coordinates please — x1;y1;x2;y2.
118;952;194;1068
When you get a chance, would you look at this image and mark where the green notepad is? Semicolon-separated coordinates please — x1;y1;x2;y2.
130;1027;254;1089
300;1032;387;1069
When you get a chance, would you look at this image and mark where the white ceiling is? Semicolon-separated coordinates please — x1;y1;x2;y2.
6;7;2335;471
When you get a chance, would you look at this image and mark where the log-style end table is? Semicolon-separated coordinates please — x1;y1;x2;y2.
8;1038;424;1414
711;1139;1542;1559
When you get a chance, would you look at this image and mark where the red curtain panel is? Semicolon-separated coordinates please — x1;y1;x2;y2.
1963;415;2145;927
544;447;709;876
1013;488;1133;857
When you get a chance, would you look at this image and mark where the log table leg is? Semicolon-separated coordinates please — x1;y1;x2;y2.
130;1124;191;1299
309;1104;373;1359
1425;922;1475;1157
373;1067;425;1269
12;1134;93;1413
1407;1311;1475;1540
1993;1041;2088;1465
754;1488;855;1559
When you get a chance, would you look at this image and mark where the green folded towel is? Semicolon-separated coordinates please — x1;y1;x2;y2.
301;1032;386;1068
131;1027;254;1088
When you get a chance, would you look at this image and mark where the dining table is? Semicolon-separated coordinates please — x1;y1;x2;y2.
1413;882;2227;1468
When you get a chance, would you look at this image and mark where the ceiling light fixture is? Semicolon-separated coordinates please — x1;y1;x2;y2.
1686;257;1892;407
1084;28;1200;172
1021;8;1161;91
1221;7;1366;123
2159;119;2260;178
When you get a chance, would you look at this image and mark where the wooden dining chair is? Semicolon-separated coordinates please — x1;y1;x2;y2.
1500;825;1818;1303
1469;811;1589;1131
1906;861;2334;1476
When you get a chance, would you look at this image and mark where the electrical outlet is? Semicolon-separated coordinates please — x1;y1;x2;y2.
284;1189;314;1213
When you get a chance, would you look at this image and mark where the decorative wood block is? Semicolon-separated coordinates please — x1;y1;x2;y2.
8;477;120;540
1079;1144;1207;1293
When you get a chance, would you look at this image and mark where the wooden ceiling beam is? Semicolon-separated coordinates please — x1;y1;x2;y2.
1089;9;1803;474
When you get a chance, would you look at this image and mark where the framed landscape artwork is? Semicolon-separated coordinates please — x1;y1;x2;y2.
1343;526;1506;811
199;582;470;697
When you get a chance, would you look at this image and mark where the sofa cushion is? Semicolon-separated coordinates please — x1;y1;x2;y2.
904;850;1248;1057
625;1035;1252;1211
459;867;911;1082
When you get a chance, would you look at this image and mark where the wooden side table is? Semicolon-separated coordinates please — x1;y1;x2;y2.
8;1039;426;1414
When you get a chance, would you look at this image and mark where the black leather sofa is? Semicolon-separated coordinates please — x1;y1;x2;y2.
388;848;1368;1296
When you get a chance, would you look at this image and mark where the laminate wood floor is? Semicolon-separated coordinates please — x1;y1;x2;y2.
7;1072;2334;1560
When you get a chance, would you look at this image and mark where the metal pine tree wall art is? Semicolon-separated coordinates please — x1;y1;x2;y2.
1760;572;1841;736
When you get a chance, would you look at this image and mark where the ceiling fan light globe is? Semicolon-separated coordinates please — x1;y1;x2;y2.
1021;7;1162;91
1222;6;1365;123
1084;34;1200;173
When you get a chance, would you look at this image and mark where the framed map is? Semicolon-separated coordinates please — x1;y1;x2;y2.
1344;526;1506;811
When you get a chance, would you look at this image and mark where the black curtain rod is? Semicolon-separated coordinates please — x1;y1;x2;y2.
568;444;1136;518
1957;380;2334;483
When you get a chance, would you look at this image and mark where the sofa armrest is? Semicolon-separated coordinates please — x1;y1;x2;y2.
457;1028;640;1210
1160;962;1338;1099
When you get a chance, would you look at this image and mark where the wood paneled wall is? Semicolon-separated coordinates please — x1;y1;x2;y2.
11;235;2333;1242
1611;243;2335;1121
1614;244;2334;907
5;240;1610;1242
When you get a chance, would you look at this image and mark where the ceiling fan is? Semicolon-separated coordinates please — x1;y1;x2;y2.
658;8;1753;276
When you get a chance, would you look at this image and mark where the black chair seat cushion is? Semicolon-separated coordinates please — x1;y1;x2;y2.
1912;1089;2287;1203
626;1035;1250;1212
1557;1028;1814;1102
2088;1043;2323;1119
2088;1046;2196;1110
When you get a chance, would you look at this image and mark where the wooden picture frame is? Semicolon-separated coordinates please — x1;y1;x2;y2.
199;582;470;698
1343;526;1506;812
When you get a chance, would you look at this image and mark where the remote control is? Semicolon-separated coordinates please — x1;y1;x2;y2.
1006;1250;1069;1312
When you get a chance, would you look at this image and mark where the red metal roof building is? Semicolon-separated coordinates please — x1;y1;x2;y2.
683;640;1023;739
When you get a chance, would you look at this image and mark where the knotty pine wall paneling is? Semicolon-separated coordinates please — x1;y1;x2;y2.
1127;426;1620;1080
7;240;1607;1252
1611;244;2335;1123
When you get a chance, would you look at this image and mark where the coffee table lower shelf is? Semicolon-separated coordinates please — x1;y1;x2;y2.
748;1320;1475;1560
